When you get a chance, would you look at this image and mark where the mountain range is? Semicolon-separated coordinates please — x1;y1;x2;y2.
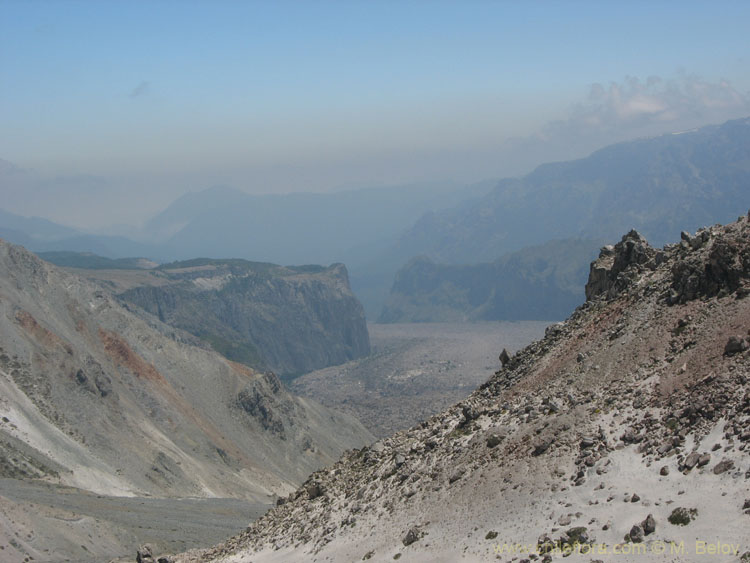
1;117;749;322
392;117;750;265
375;116;750;322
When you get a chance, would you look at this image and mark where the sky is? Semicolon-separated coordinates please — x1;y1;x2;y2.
1;0;750;229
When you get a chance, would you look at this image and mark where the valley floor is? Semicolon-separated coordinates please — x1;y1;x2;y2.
292;321;551;437
0;479;269;563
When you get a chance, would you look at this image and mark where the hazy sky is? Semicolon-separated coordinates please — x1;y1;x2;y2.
1;1;750;229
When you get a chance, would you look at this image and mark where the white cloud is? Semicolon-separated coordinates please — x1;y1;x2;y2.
550;74;750;136
489;74;750;179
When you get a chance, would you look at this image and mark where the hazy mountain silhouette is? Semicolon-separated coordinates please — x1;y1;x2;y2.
391;117;750;265
376;117;750;321
150;182;491;265
380;239;603;322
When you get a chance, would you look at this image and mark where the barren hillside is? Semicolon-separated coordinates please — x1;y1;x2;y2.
175;213;750;563
0;240;373;562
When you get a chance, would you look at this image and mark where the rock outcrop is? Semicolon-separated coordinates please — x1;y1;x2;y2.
669;222;750;303
585;229;661;300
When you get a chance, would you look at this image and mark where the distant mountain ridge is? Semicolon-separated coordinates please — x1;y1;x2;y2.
145;182;486;266
0;181;495;317
379;239;602;322
392;116;750;265
0;208;79;242
375;116;750;321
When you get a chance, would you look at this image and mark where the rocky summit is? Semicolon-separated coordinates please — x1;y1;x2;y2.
173;213;750;563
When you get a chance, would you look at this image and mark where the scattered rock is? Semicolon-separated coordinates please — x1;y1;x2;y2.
449;469;465;483
580;436;595;448
533;438;553;456
486;433;502;448
641;514;656;535
682;451;700;470
566;526;589;544
402;527;420;546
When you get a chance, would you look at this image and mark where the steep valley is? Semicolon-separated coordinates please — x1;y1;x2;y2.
0;240;374;562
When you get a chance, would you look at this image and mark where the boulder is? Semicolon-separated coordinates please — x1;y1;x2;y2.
641;514;656;535
486;433;502;448
629;524;645;543
724;336;749;356
713;459;735;475
136;545;155;563
683;452;700;470
306;481;324;500
499;348;511;367
402;527;420;546
533;438;553;456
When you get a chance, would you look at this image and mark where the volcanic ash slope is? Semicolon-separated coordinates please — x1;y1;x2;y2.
177;213;750;563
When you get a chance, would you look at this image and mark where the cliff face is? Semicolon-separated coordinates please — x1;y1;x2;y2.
177;213;750;563
109;260;370;376
379;239;601;322
0;240;373;503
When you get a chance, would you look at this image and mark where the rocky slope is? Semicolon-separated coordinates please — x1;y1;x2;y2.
174;213;750;563
0;239;373;501
71;258;370;376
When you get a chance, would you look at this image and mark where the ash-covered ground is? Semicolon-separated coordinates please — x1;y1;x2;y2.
291;321;550;437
